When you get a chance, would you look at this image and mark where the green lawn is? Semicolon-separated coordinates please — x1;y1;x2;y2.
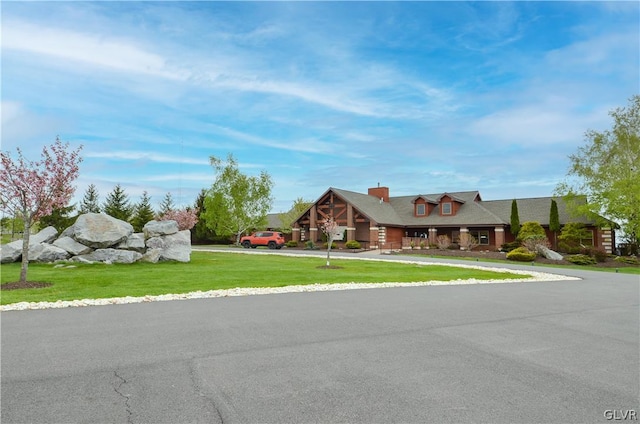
0;251;527;305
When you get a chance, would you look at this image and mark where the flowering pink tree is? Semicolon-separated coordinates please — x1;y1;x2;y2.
321;217;339;266
0;137;82;282
159;207;199;231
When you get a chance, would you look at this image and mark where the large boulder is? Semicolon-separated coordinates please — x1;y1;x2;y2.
53;236;93;256
117;233;146;253
30;226;59;245
73;248;142;264
537;245;564;261
72;213;133;249
29;243;70;263
140;248;162;264
143;220;179;238
1;243;22;264
145;230;191;262
1;226;59;263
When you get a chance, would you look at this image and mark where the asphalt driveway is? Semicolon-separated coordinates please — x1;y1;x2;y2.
1;253;638;423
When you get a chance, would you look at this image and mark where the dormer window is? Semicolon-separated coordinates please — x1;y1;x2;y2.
416;204;426;216
442;202;452;215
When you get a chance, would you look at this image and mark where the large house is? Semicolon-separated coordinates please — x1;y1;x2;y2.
290;185;615;252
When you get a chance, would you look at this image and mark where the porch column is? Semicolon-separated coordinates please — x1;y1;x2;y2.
292;225;301;242
459;227;468;250
428;228;437;245
494;226;505;249
369;224;380;249
347;204;355;241
600;227;613;253
309;205;317;242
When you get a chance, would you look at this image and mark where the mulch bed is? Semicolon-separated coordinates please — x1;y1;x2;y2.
1;281;53;291
400;248;639;268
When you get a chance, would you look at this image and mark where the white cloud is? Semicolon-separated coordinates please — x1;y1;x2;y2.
85;150;209;166
2;21;189;80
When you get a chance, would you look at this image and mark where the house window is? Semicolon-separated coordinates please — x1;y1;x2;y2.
442;202;452;215
470;231;490;245
581;230;594;247
416;204;426;216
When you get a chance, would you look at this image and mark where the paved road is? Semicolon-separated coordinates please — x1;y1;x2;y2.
2;252;638;423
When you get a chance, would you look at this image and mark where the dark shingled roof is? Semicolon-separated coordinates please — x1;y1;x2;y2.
324;188;595;228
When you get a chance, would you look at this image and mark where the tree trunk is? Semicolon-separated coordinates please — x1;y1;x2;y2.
20;220;31;283
326;236;333;266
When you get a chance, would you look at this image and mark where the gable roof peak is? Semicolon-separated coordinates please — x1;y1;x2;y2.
436;192;466;203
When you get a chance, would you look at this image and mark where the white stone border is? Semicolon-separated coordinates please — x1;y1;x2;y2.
0;250;579;312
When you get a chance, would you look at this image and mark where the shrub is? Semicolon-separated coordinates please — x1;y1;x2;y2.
436;235;451;250
558;241;581;254
345;240;361;249
558;223;592;252
521;235;550;254
566;254;596;265
419;241;426;249
516;221;546;241
500;241;521;253
506;247;536;262
285;240;299;248
581;246;608;262
323;242;337;249
458;233;478;251
614;256;640;265
304;240;317;250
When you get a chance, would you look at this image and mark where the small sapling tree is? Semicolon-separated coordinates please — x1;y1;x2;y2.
0;137;82;283
321;217;339;266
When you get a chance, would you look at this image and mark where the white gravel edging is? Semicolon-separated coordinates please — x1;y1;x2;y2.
0;252;580;312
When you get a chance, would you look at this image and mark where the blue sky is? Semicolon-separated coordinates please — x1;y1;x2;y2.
2;1;638;214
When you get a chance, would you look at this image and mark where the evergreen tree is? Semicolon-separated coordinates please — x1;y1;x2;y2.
131;191;155;232
103;184;133;221
510;199;520;237
79;184;101;213
158;192;175;216
192;189;217;243
549;199;561;249
39;203;77;232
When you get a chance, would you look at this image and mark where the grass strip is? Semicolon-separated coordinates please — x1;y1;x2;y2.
0;251;527;305
417;254;640;274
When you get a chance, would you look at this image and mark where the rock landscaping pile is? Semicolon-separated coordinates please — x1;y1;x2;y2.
1;213;191;264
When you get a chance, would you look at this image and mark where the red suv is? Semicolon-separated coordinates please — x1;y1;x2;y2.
240;231;285;249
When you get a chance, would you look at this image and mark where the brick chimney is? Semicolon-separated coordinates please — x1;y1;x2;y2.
368;184;389;203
